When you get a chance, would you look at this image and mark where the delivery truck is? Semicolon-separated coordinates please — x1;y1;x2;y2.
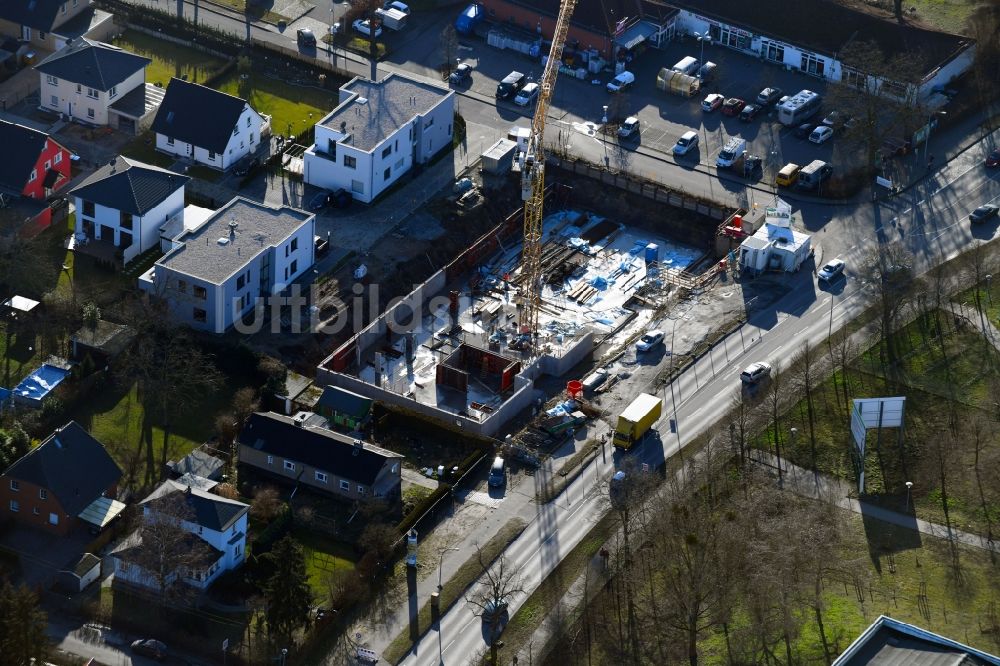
375;7;408;30
613;393;663;450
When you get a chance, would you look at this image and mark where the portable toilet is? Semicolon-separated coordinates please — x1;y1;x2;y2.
645;243;659;264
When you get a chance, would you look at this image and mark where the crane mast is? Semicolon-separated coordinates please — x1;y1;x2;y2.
517;0;578;340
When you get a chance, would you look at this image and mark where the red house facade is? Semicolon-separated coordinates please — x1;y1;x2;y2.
0;422;123;536
0;119;71;201
479;0;646;59
0;119;71;236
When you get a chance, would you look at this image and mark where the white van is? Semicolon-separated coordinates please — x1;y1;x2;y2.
716;136;747;168
488;456;506;487
672;56;700;76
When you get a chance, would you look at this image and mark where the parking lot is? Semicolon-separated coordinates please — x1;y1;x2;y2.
378;10;862;184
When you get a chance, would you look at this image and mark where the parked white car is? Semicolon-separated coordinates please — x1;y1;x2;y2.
352;18;383;38
384;0;410;14
672;130;698;155
818;258;846;282
740;362;772;384
809;125;834;144
617;116;640;139
606;71;635;93
635;330;664;352
514;82;540;107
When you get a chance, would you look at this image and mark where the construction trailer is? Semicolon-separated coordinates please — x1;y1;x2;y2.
656;68;701;97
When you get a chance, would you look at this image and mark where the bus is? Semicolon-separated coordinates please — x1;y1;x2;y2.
777;89;821;126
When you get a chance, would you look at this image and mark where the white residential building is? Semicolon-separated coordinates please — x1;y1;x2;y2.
151;78;268;171
111;480;249;592
303;72;454;204
35;38;158;131
70;156;189;266
141;197;315;334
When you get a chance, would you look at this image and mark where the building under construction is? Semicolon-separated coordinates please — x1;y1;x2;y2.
316;200;705;437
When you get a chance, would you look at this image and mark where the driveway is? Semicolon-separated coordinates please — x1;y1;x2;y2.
0;524;93;588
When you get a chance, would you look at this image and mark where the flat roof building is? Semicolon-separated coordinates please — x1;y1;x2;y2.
304;72;454;204
141;197;315;333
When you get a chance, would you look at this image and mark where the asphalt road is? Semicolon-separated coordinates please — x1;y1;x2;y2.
398;138;1000;665
112;3;1000;664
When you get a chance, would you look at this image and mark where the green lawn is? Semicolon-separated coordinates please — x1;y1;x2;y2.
121;133;176;169
550;510;1000;665
71;379;252;492
701;513;1000;663
112;29;227;88
215;71;335;139
110;30;336;143
906;0;977;35
754;309;1000;538
292;527;356;601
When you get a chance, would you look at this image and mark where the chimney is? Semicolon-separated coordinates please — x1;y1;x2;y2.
352;439;363;456
185;485;192;495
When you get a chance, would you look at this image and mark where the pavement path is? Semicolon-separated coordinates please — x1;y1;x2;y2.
515;448;1000;666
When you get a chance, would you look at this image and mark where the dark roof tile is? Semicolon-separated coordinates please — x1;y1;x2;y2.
151;78;257;155
238;412;401;486
69;156;188;216
35;38;150;91
2;421;122;517
141;480;248;532
0;119;65;194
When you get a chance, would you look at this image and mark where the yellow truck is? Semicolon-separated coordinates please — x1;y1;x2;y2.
613;393;663;450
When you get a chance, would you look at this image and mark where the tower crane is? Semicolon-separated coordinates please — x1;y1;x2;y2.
517;0;578;341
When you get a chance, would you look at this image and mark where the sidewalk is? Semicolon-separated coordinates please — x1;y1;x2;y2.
763;451;999;553
514;454;999;666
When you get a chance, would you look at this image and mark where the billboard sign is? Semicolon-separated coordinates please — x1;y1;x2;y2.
849;397;906;494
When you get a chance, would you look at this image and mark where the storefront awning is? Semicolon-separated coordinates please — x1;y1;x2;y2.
78;496;127;529
614;21;657;50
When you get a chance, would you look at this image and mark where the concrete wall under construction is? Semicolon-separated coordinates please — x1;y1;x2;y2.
315;335;592;437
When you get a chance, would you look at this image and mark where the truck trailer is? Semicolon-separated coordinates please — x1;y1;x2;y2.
613;393;663;450
656;68;700;97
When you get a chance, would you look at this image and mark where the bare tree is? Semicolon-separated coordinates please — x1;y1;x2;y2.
765;361;785;483
863;243;913;373
826;40;924;174
250;486;284;522
341;0;381;79
119;299;222;485
967;1;1000;129
466;550;525;663
440;24;459;78
964;241;997;356
791;341;819;467
125;489;213;605
967;414;998;560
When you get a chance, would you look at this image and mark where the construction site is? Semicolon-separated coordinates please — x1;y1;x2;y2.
314;180;731;438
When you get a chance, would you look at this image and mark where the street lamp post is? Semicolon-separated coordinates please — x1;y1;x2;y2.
601;105;610;169
438;547;459;590
905;481;913;512
693;32;709;70
280;648;288;666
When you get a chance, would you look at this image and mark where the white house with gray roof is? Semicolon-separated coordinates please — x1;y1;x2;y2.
141;196;315;334
36;38;158;132
303;72;454;204
110;479;249;592
71;156;189;266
